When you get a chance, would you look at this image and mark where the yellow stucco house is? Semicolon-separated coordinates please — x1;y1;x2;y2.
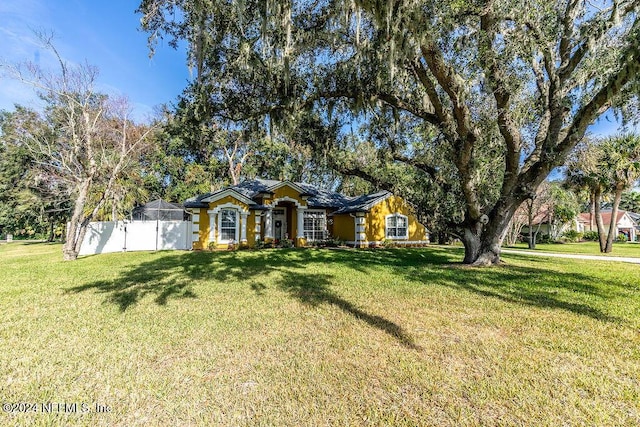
184;179;430;249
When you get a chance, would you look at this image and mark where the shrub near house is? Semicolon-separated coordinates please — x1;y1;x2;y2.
184;179;430;249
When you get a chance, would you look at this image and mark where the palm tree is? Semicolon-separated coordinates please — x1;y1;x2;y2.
600;134;640;252
565;140;608;251
565;134;640;253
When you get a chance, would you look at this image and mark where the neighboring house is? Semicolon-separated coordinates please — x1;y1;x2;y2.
519;209;574;240
184;179;430;249
629;212;640;239
577;210;638;241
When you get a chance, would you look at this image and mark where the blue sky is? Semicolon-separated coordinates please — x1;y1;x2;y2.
0;0;191;120
0;0;636;136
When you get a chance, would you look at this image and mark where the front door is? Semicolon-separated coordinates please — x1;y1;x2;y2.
272;208;287;241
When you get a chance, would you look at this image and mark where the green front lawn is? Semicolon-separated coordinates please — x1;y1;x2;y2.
507;241;640;257
1;242;639;426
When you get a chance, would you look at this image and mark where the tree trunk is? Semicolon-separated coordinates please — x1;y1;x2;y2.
437;231;449;245
460;211;512;266
594;188;607;253
461;227;503;265
526;200;535;249
589;193;595;232
63;178;92;260
604;185;624;253
48;218;55;242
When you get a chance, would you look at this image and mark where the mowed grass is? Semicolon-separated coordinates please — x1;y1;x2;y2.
1;243;639;426
507;241;640;257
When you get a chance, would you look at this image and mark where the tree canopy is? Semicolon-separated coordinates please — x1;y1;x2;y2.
138;0;640;264
2;36;160;259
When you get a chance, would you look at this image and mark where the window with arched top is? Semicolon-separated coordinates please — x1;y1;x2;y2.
385;214;408;239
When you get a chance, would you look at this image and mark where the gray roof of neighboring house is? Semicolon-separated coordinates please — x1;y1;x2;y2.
183;179;391;212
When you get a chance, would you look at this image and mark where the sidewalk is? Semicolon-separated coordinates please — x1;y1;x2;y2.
501;249;640;264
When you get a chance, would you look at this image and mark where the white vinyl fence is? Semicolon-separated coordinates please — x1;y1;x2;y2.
78;220;191;256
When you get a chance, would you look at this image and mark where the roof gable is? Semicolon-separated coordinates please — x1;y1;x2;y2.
266;180;306;194
201;188;256;206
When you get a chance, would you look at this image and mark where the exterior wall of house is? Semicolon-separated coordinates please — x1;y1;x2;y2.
192;196;253;249
195;208;209;250
364;195;428;244
190;184;429;249
263;184;308;245
617;213;636;229
211;195;251;211
192;185;313;249
616;213;637;241
267;185;306;205
247;211;258;244
331;214;355;241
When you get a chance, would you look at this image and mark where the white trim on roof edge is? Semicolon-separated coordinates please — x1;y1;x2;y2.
267;180;306;194
201;189;256;206
360;191;393;211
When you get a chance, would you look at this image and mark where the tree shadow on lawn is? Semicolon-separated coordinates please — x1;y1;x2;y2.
429;260;627;323
67;248;629;327
67;249;423;349
275;269;422;350
67;252;201;311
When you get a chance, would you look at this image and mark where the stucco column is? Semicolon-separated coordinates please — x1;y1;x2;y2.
296;206;307;239
240;212;248;243
208;211;216;243
355;212;366;247
254;213;262;241
264;208;273;239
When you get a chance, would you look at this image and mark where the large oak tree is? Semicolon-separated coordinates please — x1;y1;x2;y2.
139;0;640;264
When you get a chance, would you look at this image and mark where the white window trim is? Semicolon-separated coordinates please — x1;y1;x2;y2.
303;209;327;242
217;209;239;244
385;213;409;240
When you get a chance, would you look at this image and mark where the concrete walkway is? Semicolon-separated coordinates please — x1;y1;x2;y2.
501;249;640;264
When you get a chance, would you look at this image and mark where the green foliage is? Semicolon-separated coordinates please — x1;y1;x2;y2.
566;134;640;252
382;239;397;248
311;236;345;248
563;230;583;243
253;239;268;250
582;231;600;241
536;234;553;244
620;191;640;213
279;238;294;248
616;233;629;243
323;236;345;248
0;108;70;239
138;0;640;263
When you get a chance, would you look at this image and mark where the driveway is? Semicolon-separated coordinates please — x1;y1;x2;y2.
501;249;640;265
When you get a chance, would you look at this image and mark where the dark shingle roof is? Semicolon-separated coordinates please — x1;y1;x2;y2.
332;191;391;214
184;179;391;212
184;192;214;208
